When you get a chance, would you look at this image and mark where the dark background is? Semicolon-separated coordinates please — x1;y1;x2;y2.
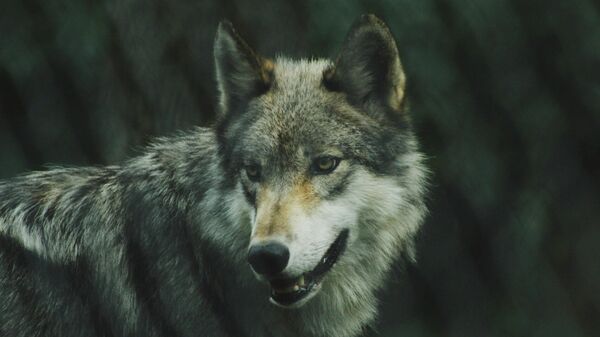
1;0;599;336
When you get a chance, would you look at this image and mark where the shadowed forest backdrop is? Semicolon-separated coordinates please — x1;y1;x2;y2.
1;0;599;336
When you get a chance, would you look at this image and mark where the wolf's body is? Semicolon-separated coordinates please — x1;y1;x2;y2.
0;15;427;337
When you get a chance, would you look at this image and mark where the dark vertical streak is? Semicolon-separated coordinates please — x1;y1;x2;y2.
122;206;183;337
179;214;248;337
20;0;105;165
68;257;116;337
122;237;182;337
196;239;248;337
405;263;447;334
0;67;45;168
163;36;215;126
105;19;157;146
0;235;54;336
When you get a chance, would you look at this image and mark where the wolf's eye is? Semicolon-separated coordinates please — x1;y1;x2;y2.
312;156;340;175
245;164;261;182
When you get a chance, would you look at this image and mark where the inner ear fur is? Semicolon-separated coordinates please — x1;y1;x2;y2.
214;20;274;114
323;14;406;115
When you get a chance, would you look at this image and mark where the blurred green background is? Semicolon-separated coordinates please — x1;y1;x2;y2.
1;0;599;336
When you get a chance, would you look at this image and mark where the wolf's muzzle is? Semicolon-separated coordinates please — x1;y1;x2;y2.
248;241;290;276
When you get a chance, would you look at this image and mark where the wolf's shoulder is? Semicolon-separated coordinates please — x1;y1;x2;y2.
0;127;219;259
0;127;218;224
0;166;118;211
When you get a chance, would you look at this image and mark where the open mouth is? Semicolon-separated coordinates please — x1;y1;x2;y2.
269;229;349;307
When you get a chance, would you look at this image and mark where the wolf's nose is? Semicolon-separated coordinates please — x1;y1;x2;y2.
248;242;290;276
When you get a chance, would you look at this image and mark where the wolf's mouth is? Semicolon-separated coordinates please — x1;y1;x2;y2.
269;229;349;308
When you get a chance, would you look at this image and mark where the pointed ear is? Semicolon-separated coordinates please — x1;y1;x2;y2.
214;21;273;114
323;14;407;117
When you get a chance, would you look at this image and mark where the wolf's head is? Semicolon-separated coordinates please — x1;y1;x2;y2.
214;15;427;310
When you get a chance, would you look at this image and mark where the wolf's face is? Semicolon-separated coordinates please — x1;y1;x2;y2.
214;15;425;309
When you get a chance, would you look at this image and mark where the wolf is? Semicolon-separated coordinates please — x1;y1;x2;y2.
0;14;427;337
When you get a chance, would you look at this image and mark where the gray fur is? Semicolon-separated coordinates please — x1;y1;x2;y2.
0;14;428;337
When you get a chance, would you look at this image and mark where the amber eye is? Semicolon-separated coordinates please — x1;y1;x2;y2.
313;156;340;175
245;164;261;182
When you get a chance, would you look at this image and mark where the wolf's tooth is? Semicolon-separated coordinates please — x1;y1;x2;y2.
298;276;305;286
273;283;301;294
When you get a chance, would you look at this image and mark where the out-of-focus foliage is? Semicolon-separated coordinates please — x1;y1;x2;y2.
0;0;598;336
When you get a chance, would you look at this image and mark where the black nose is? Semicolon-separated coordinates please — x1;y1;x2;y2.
248;241;290;276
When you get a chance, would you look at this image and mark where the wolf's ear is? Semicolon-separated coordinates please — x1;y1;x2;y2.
214;21;273;114
323;14;407;117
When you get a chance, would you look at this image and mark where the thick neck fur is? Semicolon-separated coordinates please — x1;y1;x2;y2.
177;128;427;337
